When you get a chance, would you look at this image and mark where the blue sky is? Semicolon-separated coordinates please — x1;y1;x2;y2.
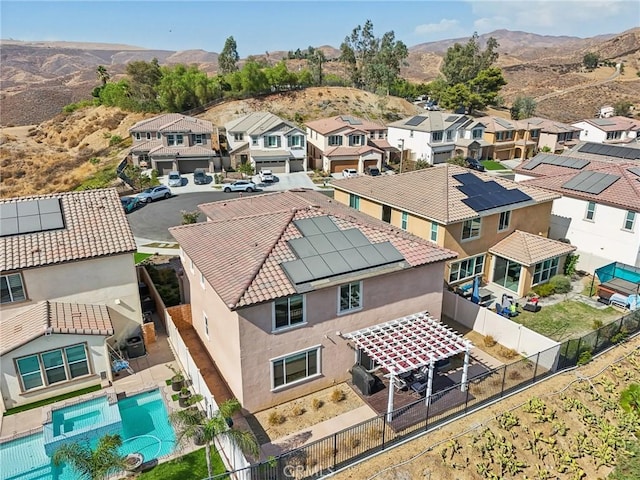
1;1;638;56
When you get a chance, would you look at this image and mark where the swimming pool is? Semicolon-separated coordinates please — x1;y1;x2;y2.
0;389;176;480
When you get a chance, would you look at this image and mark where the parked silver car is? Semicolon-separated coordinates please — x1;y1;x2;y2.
168;171;182;187
136;185;172;203
223;180;256;192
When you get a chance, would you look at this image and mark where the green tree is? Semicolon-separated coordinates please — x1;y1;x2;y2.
218;36;240;74
438;83;482;112
170;399;258;480
126;58;162;110
620;383;640;415
469;67;506;107
239;60;269;94
614;100;632;116
266;61;295;90
99;80;137;110
156;64;221;112
441;32;499;86
52;433;126;480
96;65;110;87
307;46;326;86
510;96;537;120
583;52;599;70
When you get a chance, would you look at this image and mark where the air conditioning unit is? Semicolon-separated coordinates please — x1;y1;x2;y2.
351;364;375;396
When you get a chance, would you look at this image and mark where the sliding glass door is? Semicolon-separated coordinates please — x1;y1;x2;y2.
493;256;522;293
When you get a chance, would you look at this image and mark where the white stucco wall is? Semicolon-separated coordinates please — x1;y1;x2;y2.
1;334;109;410
387;128;432;163
572;121;607;143
2;254;142;344
548;196;640;271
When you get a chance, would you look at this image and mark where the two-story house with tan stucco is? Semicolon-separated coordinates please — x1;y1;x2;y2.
129;113;220;174
332;165;576;300
305;115;391;174
225;112;307;173
475;116;539;161
169;190;458;413
523;117;581;154
0;189;142;412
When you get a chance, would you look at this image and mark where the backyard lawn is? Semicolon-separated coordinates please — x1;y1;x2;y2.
138;447;227;479
514;300;620;341
134;252;153;264
481;160;507;170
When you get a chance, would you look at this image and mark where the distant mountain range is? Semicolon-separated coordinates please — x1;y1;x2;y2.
1;28;638;125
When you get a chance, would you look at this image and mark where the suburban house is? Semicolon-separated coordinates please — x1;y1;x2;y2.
514;154;640;271
475;116;539;161
169;190;458;412
331;165;575;299
571;116;640;145
564;141;640;163
523;117;581;153
305;115;390;174
225;112;307;174
129;113;220;174
0;189;142;412
386;113;488;166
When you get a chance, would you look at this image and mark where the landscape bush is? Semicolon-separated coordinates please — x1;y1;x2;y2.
533;282;555;297
144;263;180;307
311;398;323;410
267;411;286;426
330;388;345;403
549;275;572;294
483;335;497;347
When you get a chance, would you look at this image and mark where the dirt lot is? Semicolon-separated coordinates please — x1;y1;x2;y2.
331;336;640;480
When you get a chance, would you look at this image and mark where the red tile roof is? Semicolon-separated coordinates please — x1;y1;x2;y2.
0;301;113;355
332;164;558;224
171;190;457;309
1;189;136;272
129;113;214;134
489;231;576;266
305;116;387;135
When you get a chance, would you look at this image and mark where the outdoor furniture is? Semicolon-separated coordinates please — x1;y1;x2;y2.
523;302;541;313
410;380;429;395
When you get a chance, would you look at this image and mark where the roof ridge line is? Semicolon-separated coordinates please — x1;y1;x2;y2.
520;230;534;264
232;208;299;309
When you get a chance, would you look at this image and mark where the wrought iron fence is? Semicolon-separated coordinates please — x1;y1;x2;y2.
207;309;640;480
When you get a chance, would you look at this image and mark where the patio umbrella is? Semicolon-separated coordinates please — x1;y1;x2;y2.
471;275;480;304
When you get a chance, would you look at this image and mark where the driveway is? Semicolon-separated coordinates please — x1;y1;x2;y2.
158;171;318;193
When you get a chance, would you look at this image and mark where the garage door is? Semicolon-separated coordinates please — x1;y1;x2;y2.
178;159;209;174
495;149;511;161
255;159;287;174
289;159;304;172
154;161;174;175
363;160;378;169
330;160;358;173
433;151;451;164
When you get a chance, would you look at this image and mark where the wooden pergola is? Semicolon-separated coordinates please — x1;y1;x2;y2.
345;312;472;420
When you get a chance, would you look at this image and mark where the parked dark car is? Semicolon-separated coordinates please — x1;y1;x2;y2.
365;166;381;176
121;196;140;213
465;158;486;172
193;169;208;185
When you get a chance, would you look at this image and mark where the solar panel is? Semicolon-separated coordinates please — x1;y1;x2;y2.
521;153;589;170
282;216;406;285
456;173;533;212
0;198;64;237
562;171;620;194
592;118;615;126
340;115;362;125
578;142;640;160
628;167;640;177
445;115;458;122
494;118;514;129
405;116;427;127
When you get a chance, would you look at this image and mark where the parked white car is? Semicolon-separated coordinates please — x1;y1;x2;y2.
136;185;172;203
342;168;358;178
259;169;274;182
223;180;257;192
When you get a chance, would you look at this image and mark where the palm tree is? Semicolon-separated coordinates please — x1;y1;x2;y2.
169;398;259;479
96;65;110;87
620;383;640;415
52;433;127;479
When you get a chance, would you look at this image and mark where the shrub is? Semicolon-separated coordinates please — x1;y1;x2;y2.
109;135;123;146
499;347;518;359
564;254;580;277
611;332;628;344
311;398;323;410
592;319;604;330
267;411;285;426
549;275;572;294
483;335;497;347
330;388;345;403
508;370;523;380
577;350;593;365
291;405;305;416
533;282;555;297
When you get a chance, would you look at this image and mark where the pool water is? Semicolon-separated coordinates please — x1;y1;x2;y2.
0;389;176;480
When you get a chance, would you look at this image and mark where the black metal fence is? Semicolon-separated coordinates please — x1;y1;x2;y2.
211;309;640;480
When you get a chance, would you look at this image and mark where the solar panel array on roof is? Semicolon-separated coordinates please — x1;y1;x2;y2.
340;115;362;125
0;198;64;237
522;154;590;170
592;118;616;126
445;115;458;122
405;116;427;127
562;171;620;194
453;173;533;212
629;167;640;177
578;142;640;160
281;216;405;285
494;118;514;129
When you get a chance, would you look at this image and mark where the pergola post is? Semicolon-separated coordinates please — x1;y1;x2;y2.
424;361;435;406
461;348;470;392
386;374;395;422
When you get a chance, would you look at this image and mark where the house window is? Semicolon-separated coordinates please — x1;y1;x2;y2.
585;201;596;221
493;257;521;293
496;131;514;141
272;347;320;389
432;131;443;142
606;131;622;140
461;217;481;240
530;129;540;139
234;133;244;141
16;344;90;392
623;211;636;231
498;210;511;231
401;212;408;230
533;257;559;285
157;132;161;140
200;272;205;289
193;134;203;145
1;273;26;304
146;132;151;140
328;135;342;146
472;129;483;139
446;130;453;141
382;205;391;223
409;130;414;138
449;254;485;284
274;295;305;330
203;312;209;338
339;281;362;313
349;194;360;210
350;135;364;146
430;222;438;242
288;135;303;148
251;136;259;146
167;134;177;146
135;133;141;140
267;136;280;148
